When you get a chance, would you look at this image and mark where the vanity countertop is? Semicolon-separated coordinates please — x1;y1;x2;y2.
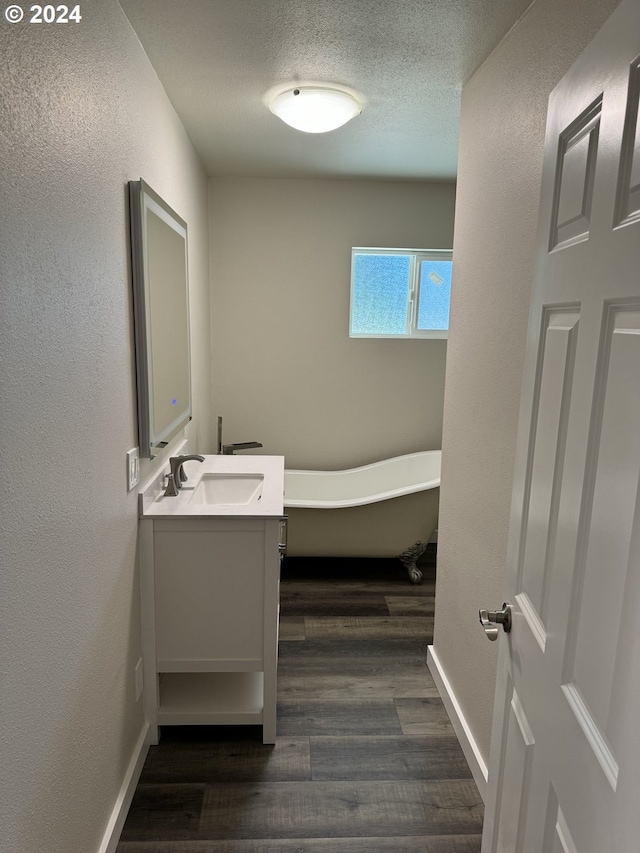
140;454;285;518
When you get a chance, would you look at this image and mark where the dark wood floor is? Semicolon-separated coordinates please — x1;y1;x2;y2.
117;554;483;852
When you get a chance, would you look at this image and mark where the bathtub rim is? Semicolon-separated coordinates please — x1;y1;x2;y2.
284;449;441;510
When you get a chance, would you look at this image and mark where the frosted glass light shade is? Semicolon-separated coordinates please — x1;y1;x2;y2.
268;85;362;133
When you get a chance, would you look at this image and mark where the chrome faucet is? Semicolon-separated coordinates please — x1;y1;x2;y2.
222;442;263;455
164;454;205;496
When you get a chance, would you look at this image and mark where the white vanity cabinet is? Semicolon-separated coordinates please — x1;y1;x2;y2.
141;516;281;744
139;455;285;746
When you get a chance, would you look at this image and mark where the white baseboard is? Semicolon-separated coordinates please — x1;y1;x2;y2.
98;722;151;853
427;645;488;801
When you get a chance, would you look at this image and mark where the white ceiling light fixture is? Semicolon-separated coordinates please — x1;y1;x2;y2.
265;82;363;134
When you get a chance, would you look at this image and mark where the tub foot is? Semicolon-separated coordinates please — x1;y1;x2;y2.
397;540;428;585
408;567;423;585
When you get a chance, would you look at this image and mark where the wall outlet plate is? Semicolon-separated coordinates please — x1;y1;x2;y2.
127;447;140;492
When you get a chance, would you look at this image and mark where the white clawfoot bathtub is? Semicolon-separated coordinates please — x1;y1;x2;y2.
284;450;441;581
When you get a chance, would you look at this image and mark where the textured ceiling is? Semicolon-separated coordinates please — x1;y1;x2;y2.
120;0;533;181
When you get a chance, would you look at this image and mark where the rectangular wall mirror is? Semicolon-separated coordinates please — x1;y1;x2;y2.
129;179;191;458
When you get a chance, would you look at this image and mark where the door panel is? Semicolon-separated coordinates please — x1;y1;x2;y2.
562;304;640;788
615;56;640;223
550;98;601;249
495;687;535;853
482;2;640;849
544;792;579;853
518;308;580;644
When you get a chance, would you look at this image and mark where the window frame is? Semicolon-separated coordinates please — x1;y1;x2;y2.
349;247;453;339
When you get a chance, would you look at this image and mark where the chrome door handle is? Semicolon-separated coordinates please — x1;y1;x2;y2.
479;602;512;641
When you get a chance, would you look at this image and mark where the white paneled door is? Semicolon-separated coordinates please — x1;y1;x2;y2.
481;0;640;849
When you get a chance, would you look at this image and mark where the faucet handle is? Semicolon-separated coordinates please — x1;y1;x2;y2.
163;472;180;497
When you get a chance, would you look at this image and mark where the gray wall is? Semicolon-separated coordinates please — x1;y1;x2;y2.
209;177;456;470
434;0;621;766
0;4;211;852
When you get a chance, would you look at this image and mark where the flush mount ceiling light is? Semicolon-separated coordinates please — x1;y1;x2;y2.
265;82;363;133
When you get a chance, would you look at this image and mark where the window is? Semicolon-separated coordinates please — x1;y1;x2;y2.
349;248;453;338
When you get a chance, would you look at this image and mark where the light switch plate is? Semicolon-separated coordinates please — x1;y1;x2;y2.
126;447;140;491
134;658;143;701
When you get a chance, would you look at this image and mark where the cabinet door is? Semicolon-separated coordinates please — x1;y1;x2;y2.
154;528;266;671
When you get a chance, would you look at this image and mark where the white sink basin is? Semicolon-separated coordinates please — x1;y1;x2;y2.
190;473;264;505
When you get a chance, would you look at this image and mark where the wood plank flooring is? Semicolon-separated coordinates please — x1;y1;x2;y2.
117;554;483;851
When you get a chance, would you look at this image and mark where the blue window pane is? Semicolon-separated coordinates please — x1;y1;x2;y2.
351;254;410;335
417;260;452;330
